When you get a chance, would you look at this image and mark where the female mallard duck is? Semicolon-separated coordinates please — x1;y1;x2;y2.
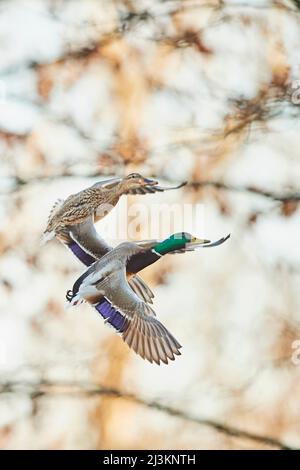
43;174;186;243
68;232;230;365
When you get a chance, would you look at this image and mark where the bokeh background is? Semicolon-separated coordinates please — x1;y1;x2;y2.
1;0;300;450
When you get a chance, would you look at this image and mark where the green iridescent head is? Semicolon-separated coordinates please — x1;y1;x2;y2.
154;232;211;255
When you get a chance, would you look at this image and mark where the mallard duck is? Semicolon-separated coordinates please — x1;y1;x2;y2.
68;232;230;365
43;174;186;243
63;218;155;305
66;223;229;305
69;241;182;365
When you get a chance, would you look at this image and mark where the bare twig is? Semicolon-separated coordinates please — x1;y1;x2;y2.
0;1;298;78
1;174;299;203
0;379;295;449
189;181;300;202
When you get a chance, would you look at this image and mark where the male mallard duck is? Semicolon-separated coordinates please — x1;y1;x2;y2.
66;225;230;305
68;232;230;365
62;218;155;305
64;217;229;270
43;174;186;243
69;241;182;365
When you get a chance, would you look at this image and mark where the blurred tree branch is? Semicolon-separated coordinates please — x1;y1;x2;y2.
2;174;300;203
0;379;294;450
190;181;300;202
0;0;299;79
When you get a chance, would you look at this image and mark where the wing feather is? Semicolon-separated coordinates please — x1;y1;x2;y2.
126;182;186;195
129;276;155;305
92;272;182;365
69;251;181;365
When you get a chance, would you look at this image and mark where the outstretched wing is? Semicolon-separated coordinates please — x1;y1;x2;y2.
92;271;181;365
91;177;122;190
95;299;181;365
134;239;160;249
129;275;155;305
69;218;112;260
126;181;187;195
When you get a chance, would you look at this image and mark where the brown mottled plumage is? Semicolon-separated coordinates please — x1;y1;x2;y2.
43;174;186;243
